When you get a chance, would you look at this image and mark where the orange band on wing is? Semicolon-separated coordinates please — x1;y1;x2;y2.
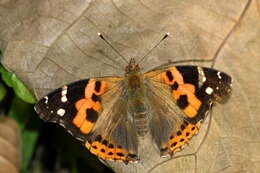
73;79;108;134
172;90;180;100
80;120;94;134
162;68;184;85
162;72;174;85
171;68;184;84
183;105;197;118
94;81;107;95
73;99;96;127
172;83;202;118
85;79;96;98
93;101;101;111
75;99;87;110
180;84;195;93
187;94;201;110
73;109;87;128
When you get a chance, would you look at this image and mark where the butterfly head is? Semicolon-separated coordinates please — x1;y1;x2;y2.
125;58;141;76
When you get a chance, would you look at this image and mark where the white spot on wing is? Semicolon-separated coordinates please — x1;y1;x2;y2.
67;130;72;135
161;154;170;158
57;108;66;116
202;77;206;82
61;86;68;95
59;123;65;128
75;137;84;142
61;96;67;102
44;96;48;104
197;67;206;87
61;85;68;103
205;87;214;95
217;72;222;79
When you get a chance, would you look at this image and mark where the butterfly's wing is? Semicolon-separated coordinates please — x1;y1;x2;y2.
144;66;232;156
34;77;139;163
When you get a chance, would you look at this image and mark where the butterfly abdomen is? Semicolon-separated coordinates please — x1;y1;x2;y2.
127;73;149;137
133;100;149;137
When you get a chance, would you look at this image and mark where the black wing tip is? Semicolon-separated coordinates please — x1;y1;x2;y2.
34;99;55;122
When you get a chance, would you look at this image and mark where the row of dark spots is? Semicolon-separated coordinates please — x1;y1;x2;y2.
161;121;195;152
89;135;125;157
169;122;196;148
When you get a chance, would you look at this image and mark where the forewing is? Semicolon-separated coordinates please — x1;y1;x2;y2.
144;66;232;156
34;77;138;162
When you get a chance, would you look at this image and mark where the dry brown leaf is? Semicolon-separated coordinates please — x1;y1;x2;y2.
1;0;260;173
0;116;20;173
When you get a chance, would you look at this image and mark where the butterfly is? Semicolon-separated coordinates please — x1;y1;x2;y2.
34;33;232;163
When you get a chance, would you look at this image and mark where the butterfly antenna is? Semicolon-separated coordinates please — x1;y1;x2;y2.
137;32;170;65
98;33;129;64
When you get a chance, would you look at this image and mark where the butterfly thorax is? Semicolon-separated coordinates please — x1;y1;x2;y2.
125;58;149;137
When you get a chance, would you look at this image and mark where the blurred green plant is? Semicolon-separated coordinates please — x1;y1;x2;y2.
0;82;7;101
0;50;6;102
0;63;41;173
0;65;36;104
8;96;41;173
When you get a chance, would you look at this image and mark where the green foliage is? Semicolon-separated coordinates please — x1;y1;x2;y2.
0;51;7;101
0;59;40;172
0;65;36;104
8;96;41;173
0;82;7;101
